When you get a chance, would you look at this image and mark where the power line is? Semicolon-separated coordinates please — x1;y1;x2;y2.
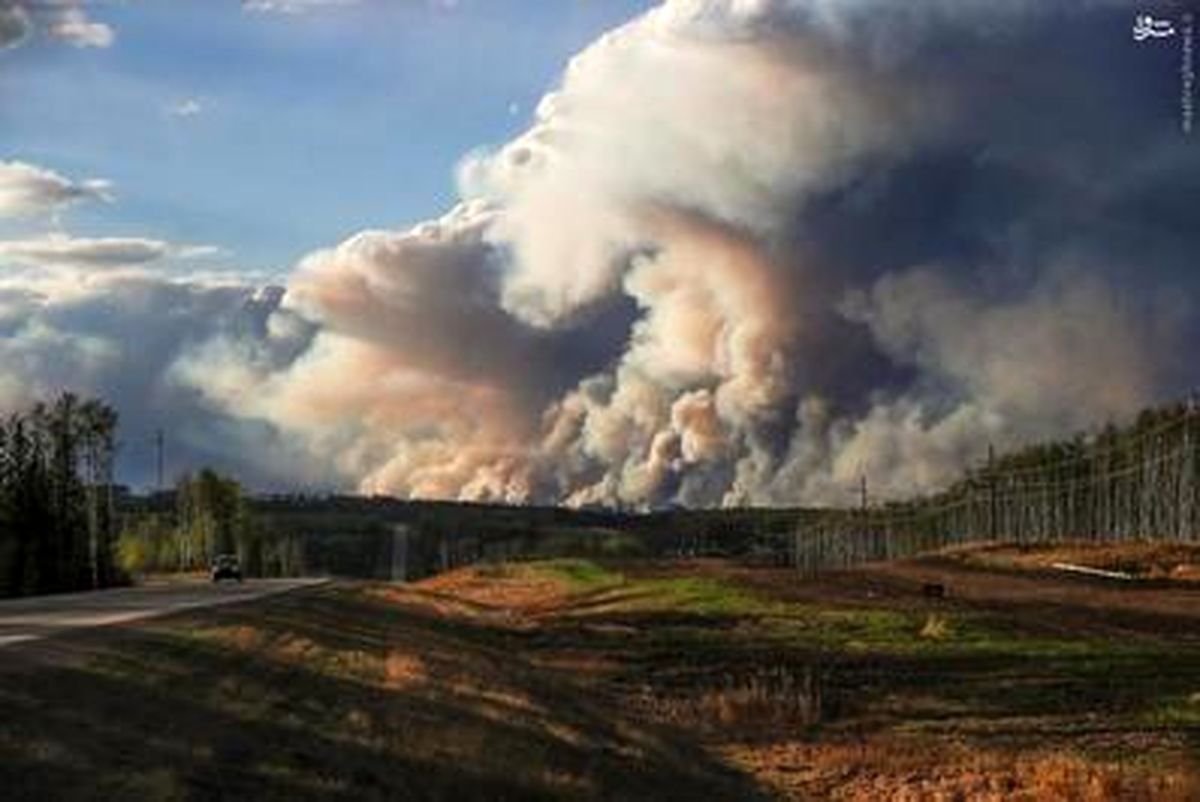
795;400;1200;575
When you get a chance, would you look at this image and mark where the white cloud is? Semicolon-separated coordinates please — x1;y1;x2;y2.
0;2;114;50
243;0;360;13
45;5;114;48
175;244;228;262
242;0;456;14
0;233;218;269
167;99;204;118
0;160;111;219
0;272;328;490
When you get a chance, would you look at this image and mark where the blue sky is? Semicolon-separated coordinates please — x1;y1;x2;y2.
0;0;651;274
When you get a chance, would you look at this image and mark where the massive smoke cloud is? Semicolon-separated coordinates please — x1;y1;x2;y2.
175;0;1198;506
8;0;1198;505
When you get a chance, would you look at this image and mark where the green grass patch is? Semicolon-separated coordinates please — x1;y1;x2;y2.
633;576;776;616
772;608;1122;659
761;601;1145;661
534;563;1148;663
522;561;1200;743
533;558;623;591
1143;692;1200;727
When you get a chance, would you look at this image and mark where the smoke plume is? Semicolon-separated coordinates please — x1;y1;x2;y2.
11;0;1199;505
177;0;1199;505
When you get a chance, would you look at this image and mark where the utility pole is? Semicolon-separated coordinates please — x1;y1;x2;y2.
1184;393;1198;540
988;443;998;542
155;429;165;492
858;470;870;563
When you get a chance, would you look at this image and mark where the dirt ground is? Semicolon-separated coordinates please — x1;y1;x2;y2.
721;553;1200;642
946;540;1200;582
1;551;1198;800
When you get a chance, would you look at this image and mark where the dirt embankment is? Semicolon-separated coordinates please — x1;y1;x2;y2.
0;576;762;802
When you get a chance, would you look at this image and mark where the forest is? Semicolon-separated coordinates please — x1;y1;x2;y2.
0;392;120;597
116;470;306;580
0;391;306;598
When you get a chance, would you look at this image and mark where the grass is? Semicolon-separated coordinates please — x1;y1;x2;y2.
523;559;1200;779
531;560;1127;660
536;558;623;591
636;576;771;616
638;664;823;733
1145;693;1200;727
4;557;1198;800
0;581;763;801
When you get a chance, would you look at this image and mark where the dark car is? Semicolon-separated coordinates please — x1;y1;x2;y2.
211;554;243;583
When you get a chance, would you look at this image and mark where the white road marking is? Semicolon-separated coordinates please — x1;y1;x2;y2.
0;634;37;647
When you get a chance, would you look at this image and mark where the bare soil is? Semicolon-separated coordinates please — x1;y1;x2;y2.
948;540;1200;582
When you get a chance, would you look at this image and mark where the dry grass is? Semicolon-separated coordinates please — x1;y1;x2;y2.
637;665;823;733
918;613;951;640
383;649;427;689
0;577;761;802
724;737;1200;801
410;562;571;614
957;540;1200;581
5;558;1200;800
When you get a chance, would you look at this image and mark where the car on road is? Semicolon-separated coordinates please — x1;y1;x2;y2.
211;554;243;583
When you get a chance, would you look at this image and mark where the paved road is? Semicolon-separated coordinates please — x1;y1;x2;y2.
0;578;325;648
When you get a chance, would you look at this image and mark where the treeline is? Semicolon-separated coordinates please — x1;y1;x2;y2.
901;400;1200;540
118;469;305;578
0;393;120;597
795;400;1200;574
247;493;813;577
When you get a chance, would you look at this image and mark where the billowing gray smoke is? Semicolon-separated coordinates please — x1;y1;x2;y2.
14;0;1200;505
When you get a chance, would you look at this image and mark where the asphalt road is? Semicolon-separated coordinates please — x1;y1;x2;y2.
0;577;325;648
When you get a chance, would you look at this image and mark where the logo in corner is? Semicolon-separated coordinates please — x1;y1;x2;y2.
1133;14;1177;41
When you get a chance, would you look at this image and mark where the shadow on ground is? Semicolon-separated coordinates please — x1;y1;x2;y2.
0;584;769;802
